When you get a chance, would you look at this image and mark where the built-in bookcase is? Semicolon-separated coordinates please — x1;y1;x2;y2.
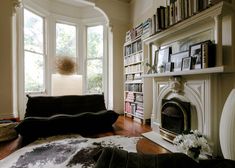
123;37;152;124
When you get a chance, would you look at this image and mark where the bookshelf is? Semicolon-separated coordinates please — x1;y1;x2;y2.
123;37;152;123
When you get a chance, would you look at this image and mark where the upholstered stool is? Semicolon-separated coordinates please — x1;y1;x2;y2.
0;123;18;142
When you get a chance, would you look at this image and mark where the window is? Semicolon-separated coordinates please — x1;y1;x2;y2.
56;23;77;59
24;9;45;93
56;23;77;68
86;25;104;93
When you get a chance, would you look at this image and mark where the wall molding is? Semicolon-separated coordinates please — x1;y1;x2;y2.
12;0;22;15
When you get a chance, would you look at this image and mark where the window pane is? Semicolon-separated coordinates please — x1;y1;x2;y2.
87;59;103;93
24;51;44;92
24;9;43;54
56;23;76;57
87;25;103;58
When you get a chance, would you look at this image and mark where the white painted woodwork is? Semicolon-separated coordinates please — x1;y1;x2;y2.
220;89;235;160
141;2;235;157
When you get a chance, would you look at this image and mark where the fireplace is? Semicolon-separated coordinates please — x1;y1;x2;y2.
141;75;232;155
160;98;191;142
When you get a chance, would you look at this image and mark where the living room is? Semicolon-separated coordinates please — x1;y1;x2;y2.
1;0;235;167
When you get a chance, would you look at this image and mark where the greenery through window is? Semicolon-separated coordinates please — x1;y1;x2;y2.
24;9;45;92
87;25;103;93
56;23;77;59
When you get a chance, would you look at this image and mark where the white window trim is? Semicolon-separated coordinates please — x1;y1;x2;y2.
84;21;108;105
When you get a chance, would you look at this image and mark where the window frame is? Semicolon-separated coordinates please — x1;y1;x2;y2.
23;8;46;94
55;21;78;60
85;24;105;94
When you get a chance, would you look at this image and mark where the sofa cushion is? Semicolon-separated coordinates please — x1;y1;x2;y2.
15;110;119;138
25;94;107;118
94;147;199;168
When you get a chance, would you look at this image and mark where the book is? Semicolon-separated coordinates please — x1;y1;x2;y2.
201;40;216;68
169;2;175;25
165;5;170;28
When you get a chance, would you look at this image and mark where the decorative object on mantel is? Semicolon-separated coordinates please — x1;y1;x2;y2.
220;89;235;160
143;59;156;74
173;130;211;162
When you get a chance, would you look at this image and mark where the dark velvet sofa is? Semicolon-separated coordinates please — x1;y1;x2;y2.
15;94;119;141
94;147;235;168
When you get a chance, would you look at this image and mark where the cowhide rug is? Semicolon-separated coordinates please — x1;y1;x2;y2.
0;135;140;168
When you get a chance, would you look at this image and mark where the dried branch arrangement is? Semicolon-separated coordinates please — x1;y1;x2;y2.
55;56;76;75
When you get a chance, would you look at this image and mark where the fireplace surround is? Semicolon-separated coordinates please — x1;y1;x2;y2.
142;74;234;156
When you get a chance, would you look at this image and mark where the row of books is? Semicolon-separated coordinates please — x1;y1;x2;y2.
124;101;144;118
135;94;143;102
155;0;217;32
125;0;231;43
126;73;142;81
125;102;136;114
125;92;135;102
125;83;143;92
125;40;142;56
124;52;143;66
125;23;144;43
125;64;142;74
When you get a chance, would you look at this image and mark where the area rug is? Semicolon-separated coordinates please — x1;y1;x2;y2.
0;135;140;168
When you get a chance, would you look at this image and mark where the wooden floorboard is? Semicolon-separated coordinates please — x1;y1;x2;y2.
0;115;155;160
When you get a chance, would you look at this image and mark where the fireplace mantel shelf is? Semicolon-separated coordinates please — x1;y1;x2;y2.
142;66;235;78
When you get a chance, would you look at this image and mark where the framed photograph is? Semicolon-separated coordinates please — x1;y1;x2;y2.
165;62;174;72
157;47;172;72
181;57;192;71
170;50;189;72
189;43;202;69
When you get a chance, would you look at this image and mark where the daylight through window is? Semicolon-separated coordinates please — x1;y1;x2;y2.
24;9;45;93
86;25;104;94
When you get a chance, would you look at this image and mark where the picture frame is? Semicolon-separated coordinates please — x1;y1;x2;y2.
165;62;174;72
170;50;189;72
153;50;159;67
181;57;192;71
189;43;202;69
156;47;172;72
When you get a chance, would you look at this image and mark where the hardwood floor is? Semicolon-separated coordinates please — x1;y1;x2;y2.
0;115;168;160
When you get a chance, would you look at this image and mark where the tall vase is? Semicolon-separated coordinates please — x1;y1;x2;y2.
219;89;235;160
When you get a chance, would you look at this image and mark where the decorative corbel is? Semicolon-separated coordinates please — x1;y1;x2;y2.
12;0;22;15
169;76;182;93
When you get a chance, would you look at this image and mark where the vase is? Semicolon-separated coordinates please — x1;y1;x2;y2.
219;89;235;160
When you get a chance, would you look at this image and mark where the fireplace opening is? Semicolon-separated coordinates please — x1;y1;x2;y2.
160;98;191;142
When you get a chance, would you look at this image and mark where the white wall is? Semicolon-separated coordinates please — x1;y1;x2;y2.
0;0;14;118
130;0;165;27
93;0;130;113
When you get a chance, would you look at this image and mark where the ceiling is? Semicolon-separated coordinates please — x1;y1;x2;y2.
51;0;92;7
117;0;132;3
52;0;132;7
